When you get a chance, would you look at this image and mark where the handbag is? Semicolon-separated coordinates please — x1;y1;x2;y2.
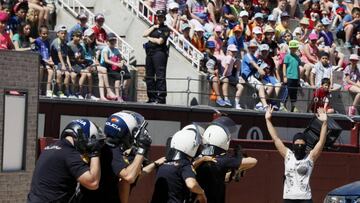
110;54;121;71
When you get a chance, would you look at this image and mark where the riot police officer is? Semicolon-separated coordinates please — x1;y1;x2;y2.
143;10;170;104
151;127;207;203
194;117;258;203
27;119;105;203
80;110;152;203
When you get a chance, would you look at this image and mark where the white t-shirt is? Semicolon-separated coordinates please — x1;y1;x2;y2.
221;55;237;77
283;149;314;200
311;62;333;88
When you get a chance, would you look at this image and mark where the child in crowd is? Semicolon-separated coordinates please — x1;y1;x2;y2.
310;77;335;113
50;25;72;98
12;22;32;51
92;13;107;49
100;33;131;102
35;25;55;97
0;11;13;49
82;28;116;101
283;40;302;112
310;51;334;88
220;44;240;107
343;54;360;116
67;30;92;99
68;11;89;42
8;1;28;36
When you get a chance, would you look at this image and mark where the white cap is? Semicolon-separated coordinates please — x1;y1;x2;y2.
239;11;249;17
194;26;205;32
55;25;67;33
350;54;359;61
227;44;238;52
168;2;179;10
253;26;262;34
259;44;270;51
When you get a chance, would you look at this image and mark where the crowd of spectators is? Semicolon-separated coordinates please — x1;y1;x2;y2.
0;1;131;102
2;0;360;116
146;0;360;115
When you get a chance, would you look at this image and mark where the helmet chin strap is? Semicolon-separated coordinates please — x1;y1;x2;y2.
166;148;189;161
201;145;226;156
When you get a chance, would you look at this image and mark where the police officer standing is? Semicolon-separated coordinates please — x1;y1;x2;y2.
194;117;258;203
80;111;152;203
27;119;105;203
143;10;170;104
151;127;207;203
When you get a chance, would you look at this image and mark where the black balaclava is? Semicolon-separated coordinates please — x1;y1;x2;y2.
292;133;307;160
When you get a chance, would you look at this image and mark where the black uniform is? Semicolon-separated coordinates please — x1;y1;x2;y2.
196;154;242;203
151;159;196;203
27;139;90;203
80;145;129;203
144;23;170;104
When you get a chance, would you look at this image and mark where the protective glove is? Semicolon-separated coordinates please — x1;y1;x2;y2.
87;140;105;158
136;129;152;155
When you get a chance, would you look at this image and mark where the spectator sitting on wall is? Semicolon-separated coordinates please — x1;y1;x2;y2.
50;24;72;98
343;54;360;117
12;22;32;51
82;28;117;101
310;77;335;113
35;25;55;97
240;41;268;111
0;11;13;49
100;32;131;102
68;11;89;42
67;30;95;100
92;13;107;49
220;44;240;107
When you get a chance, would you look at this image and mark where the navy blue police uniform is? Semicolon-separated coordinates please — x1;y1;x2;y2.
196;154;242;203
151;159;196;203
27;139;90;203
80;145;129;203
144;10;171;104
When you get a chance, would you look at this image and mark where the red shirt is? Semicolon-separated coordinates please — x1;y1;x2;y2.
311;87;330;112
92;25;107;43
0;32;13;50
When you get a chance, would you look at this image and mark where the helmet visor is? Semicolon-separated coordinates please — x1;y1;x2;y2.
121;110;145;128
211;117;239;139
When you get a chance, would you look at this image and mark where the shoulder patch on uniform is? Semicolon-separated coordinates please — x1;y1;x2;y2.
164;31;169;37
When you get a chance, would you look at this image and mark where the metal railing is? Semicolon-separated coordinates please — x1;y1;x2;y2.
57;0;135;66
120;0;204;71
39;71;359;116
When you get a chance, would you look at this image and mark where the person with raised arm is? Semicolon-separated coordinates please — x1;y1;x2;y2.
265;106;328;203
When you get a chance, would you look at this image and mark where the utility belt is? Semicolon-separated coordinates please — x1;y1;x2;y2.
143;42;168;55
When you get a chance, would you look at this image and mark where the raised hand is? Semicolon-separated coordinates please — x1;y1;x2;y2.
316;108;328;122
265;105;274;120
136;129;152;155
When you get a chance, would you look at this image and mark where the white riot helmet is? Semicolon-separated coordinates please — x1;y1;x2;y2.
202;117;238;155
168;129;202;160
182;123;206;137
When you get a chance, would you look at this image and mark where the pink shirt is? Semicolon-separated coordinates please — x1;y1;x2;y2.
0;32;12;50
221;55;236;76
208;36;224;58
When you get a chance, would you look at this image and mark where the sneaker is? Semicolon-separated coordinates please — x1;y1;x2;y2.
224;99;232;106
77;95;84;100
344;42;352;49
68;94;77;99
90;95;99;101
279;104;288;112
254;102;263;110
235;104;243;110
216;98;226;107
262;105;269;111
272;105;279;111
57;91;67;98
348;106;356;116
291;106;300;113
46;90;57;98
